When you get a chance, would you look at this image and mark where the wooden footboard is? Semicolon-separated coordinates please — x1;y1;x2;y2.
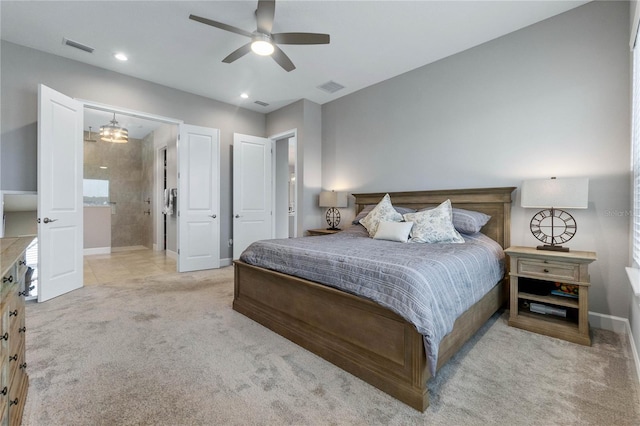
234;260;504;411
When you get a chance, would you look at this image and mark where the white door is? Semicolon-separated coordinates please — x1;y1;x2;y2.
233;133;272;259
37;84;84;302
177;125;220;272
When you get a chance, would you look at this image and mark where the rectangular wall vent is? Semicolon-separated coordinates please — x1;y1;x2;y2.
254;100;269;107
62;38;95;54
317;81;345;94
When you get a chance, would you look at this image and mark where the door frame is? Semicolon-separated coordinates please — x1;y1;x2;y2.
269;129;297;238
155;146;167;251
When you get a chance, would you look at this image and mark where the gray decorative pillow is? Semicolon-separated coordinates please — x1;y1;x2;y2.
353;205;416;225
418;206;491;235
359;194;403;237
451;208;491;234
403;199;465;244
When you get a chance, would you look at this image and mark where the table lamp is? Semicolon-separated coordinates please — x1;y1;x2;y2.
520;177;589;252
319;190;348;230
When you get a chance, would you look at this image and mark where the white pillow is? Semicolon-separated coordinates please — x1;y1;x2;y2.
402;199;465;244
373;221;414;243
359;193;403;237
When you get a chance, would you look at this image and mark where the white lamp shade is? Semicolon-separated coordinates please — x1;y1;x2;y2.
521;178;589;209
319;191;348;208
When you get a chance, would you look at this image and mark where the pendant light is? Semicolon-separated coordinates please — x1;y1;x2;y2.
100;113;129;143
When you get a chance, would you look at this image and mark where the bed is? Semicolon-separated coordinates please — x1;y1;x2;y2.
233;187;515;411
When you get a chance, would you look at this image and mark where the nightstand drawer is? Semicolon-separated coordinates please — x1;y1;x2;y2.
517;258;579;281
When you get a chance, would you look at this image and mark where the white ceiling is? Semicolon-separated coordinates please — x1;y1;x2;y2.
1;1;589;114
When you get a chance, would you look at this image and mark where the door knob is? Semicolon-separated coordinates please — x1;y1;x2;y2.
235;214;241;218
210;214;217;219
43;217;58;224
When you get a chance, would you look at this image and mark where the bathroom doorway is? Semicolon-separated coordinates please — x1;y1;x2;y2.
82;107;179;257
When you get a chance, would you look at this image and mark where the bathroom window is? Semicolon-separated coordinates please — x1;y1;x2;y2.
83;179;110;205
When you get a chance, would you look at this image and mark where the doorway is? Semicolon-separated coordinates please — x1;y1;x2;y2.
82;107;178;257
273;135;297;238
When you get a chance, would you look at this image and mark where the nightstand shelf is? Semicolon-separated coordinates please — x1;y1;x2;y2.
307;228;341;236
505;246;596;346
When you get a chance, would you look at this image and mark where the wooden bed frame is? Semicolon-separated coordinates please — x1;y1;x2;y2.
233;187;515;411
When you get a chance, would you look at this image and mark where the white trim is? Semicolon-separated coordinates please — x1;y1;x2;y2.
220;258;232;267
627;267;640;297
589;312;640;384
83;247;110;256
111;245;147;252
78;99;183;125
166;249;178;260
269;129;298;238
632;1;640;50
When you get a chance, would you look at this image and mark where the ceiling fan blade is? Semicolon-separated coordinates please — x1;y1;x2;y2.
189;14;253;38
222;43;252;64
272;33;330;45
271;45;295;72
256;0;275;34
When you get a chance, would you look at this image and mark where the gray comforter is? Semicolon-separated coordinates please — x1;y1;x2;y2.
240;225;505;374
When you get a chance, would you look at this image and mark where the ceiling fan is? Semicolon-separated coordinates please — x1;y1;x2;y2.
189;0;330;72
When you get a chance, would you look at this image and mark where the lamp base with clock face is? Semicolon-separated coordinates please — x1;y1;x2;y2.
529;207;577;252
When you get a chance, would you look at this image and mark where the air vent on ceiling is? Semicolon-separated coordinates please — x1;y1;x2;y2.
317;81;345;94
254;100;269;107
62;37;95;54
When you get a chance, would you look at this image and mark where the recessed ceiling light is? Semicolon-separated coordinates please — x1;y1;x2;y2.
114;53;128;61
240;93;249;99
99;166;108;169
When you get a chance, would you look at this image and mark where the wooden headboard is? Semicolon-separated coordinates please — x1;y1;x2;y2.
352;187;516;249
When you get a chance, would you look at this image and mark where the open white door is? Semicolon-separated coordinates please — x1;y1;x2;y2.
177;125;220;272
37;84;83;302
233;133;272;259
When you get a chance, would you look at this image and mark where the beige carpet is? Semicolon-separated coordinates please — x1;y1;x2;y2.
22;267;640;425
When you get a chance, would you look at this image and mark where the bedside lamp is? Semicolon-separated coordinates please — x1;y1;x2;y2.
319;190;348;230
521;177;589;252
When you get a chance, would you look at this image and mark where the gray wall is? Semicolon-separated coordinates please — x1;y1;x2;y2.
267;99;323;235
322;1;631;319
1;41;266;259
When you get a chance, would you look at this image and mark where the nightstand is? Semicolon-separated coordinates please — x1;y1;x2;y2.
505;246;596;345
307;228;341;236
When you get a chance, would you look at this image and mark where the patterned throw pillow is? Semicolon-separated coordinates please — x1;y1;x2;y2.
359;194;403;237
353;205;416;225
403;199;465;244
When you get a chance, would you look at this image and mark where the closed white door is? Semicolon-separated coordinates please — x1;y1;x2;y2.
177;125;220;272
233;133;272;259
37;84;84;302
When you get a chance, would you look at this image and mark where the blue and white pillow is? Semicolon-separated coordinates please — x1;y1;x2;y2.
359;194;403;237
403;199;465;244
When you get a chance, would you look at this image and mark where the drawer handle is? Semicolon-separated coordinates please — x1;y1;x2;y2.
18;327;26;333
9;310;18;317
18;290;28;297
0;332;8;341
19;362;27;370
543;269;549;273
18;260;26;266
9;354;17;362
3;276;13;284
0;387;6;396
9;398;18;406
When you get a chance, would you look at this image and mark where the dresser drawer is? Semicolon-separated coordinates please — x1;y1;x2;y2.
517;258;580;281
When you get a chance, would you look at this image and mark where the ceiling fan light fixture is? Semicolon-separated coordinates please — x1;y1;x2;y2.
251;35;274;56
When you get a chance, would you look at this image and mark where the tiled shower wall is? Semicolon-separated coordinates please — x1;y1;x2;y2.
84;131;153;248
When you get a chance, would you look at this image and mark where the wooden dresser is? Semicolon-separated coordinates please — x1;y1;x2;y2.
0;237;33;425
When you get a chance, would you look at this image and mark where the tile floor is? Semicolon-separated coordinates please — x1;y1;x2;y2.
83;248;176;285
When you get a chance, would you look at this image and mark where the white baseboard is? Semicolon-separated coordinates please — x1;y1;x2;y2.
166;249;177;260
84;247;110;256
220;258;232;267
589;311;640;383
111;245;147;253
